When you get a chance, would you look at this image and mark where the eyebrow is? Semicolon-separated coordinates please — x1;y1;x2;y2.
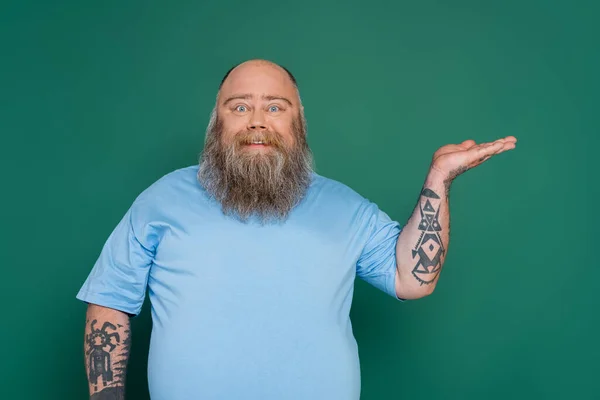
222;94;293;106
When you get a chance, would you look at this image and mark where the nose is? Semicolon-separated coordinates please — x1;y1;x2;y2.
248;109;267;131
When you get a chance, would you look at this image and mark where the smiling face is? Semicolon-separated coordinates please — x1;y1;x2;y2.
217;60;301;151
197;60;314;224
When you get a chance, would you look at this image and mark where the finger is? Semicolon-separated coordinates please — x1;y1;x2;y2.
487;136;516;145
471;141;504;162
493;136;517;145
489;139;515;151
479;141;516;160
460;139;477;149
494;141;517;154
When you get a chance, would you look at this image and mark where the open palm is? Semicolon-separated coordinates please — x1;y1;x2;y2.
431;136;517;179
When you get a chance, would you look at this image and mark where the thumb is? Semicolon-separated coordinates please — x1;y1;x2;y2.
461;139;477;149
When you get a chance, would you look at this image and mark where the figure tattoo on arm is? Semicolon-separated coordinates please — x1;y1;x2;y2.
411;188;445;285
86;318;130;400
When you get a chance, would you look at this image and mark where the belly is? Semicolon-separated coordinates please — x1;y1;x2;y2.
145;309;361;400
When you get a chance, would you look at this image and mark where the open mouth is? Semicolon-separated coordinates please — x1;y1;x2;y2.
245;140;270;147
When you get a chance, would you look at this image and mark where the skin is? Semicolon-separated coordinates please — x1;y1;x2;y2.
394;137;517;299
215;59;519;299
84;304;130;399
216;60;302;150
82;59;518;397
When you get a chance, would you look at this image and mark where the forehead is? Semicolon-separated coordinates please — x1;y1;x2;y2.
218;62;297;104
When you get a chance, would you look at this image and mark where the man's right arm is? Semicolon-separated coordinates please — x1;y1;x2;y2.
83;304;132;400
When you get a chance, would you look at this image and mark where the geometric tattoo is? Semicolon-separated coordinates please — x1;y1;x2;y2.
90;387;125;400
411;188;445;285
86;319;129;400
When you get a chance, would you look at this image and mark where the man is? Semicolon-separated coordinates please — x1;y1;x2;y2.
76;59;516;400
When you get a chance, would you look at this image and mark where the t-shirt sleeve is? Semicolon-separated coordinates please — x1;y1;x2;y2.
356;200;405;301
76;200;156;316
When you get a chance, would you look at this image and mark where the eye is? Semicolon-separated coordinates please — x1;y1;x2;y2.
268;105;280;112
235;105;248;112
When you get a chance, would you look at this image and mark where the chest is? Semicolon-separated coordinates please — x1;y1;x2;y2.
148;213;363;306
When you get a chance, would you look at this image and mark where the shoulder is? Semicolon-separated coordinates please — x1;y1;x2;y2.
308;172;371;209
119;165;202;241
128;164;201;217
134;165;199;203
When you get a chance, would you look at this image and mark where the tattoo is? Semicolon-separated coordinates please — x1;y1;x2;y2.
411;188;445;285
86;319;130;395
112;323;130;384
90;387;125;400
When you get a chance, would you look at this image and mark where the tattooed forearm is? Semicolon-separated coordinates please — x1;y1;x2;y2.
84;305;131;399
90;387;125;400
395;170;452;297
86;319;120;389
410;188;446;285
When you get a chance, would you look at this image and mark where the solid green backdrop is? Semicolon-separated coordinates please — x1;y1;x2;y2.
1;0;598;399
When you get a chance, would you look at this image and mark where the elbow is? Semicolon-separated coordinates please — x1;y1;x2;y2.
395;273;438;300
419;284;436;298
397;285;436;300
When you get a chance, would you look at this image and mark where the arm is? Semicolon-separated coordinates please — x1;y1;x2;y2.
84;304;132;400
394;136;517;299
394;169;449;299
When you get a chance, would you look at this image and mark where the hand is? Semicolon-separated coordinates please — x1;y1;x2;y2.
430;136;517;181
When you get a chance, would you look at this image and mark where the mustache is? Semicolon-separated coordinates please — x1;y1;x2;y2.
233;130;286;148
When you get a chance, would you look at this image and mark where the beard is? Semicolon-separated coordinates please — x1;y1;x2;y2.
197;111;314;224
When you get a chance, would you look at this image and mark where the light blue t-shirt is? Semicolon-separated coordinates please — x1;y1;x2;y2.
76;165;403;400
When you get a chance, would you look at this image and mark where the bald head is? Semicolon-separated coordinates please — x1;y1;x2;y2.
219;59;298;91
216;60;302;108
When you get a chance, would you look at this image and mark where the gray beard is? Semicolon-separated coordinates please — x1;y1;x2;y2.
197;113;314;223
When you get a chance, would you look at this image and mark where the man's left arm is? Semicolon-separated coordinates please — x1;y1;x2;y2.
394;136;517;300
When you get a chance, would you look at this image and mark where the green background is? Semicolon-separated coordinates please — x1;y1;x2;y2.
1;1;598;399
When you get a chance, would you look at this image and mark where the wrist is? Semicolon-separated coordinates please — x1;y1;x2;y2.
426;165;449;186
424;166;453;198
